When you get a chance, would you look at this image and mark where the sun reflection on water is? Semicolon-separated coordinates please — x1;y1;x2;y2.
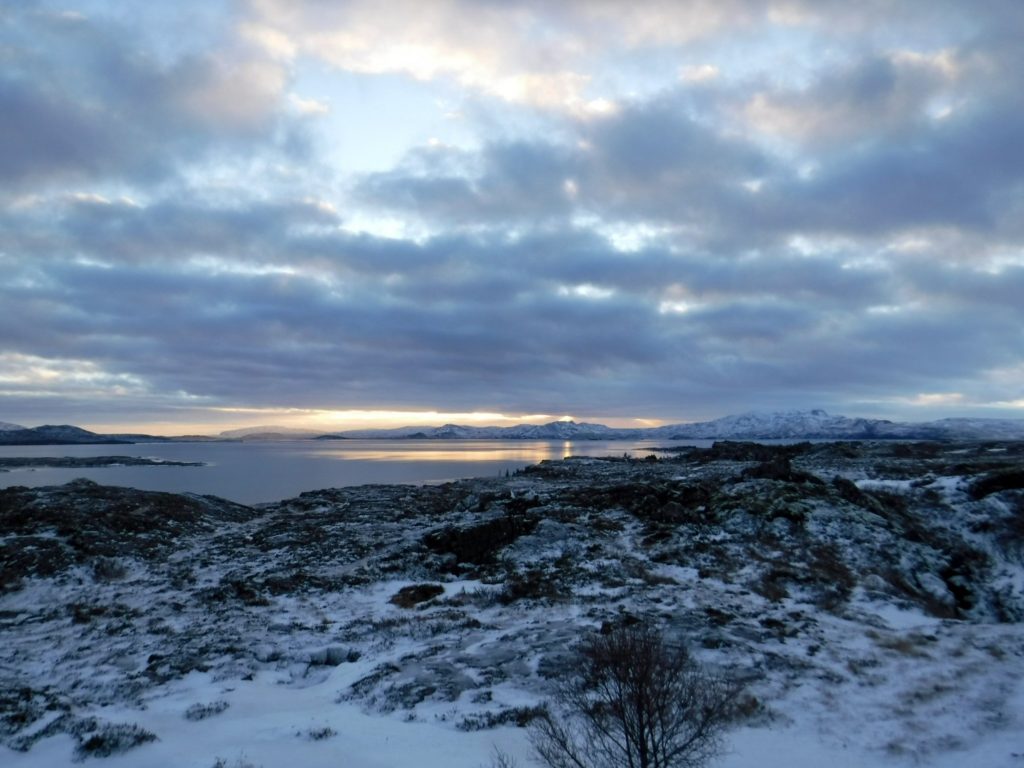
308;439;578;463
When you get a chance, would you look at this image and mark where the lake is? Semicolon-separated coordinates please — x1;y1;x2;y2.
0;439;708;504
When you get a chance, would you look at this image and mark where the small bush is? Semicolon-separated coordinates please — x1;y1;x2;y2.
751;570;790;603
184;700;230;721
308;646;361;666
531;625;740;768
91;557;127;582
968;468;1024;500
212;758;261;768
299;726;337;740
487;746;521;768
390;583;444;608
457;706;548;731
498;568;564;604
75;723;157;759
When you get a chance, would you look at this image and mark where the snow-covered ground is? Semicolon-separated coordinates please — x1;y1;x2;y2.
2;441;1023;767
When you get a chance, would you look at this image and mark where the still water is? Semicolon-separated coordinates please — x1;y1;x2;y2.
0;439;707;505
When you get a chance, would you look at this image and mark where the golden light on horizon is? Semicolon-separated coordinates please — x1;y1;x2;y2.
80;407;681;436
85;407;568;435
317;409;558;426
312;443;572;463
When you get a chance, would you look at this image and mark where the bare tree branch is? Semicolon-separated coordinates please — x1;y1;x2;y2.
530;625;739;768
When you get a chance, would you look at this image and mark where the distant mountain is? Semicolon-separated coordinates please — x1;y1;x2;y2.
105;433;174;443
324;421;624;440
0;424;131;445
663;410;1024;440
0;421;25;432
3;410;1023;446
0;425;219;446
317;410;1024;441
914;417;1024;440
648;409;898;440
219;426;322;439
669;410;1024;440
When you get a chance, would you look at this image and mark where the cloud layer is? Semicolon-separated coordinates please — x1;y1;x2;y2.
2;1;1023;430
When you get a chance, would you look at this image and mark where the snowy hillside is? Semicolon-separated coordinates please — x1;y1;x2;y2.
651;409;890;439
3;441;1024;767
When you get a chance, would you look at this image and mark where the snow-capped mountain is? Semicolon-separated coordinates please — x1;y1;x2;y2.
650;409;896;439
219;425;324;439
3;410;1023;445
914;417;1024;440
320;421;624;440
320;410;1024;441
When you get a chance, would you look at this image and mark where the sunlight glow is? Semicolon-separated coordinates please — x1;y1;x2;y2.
319;409;557;426
558;283;614;300
313;444;571;463
911;392;965;406
186;256;299;278
205;406;562;431
0;353;146;394
658;300;693;314
679;64;719;82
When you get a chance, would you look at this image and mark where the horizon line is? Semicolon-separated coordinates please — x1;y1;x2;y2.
5;406;1024;438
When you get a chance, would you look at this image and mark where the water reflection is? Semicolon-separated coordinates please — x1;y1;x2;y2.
309;439;586;463
0;438;708;504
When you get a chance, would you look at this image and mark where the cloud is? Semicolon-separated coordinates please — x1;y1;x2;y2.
3;183;1023;423
761;100;1024;238
288;94;330;115
355;94;772;239
3;1;1024;426
243;0;599;111
0;7;301;192
354;41;1024;250
742;52;960;148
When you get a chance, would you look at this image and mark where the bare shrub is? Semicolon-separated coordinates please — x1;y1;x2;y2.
389;583;444;608
458;705;547;731
531;625;739;768
75;722;157;759
211;758;261;768
299;725;336;740
184;700;229;721
487;745;520;768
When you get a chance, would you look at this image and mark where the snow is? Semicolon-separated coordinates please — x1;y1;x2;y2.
3;664;1022;768
4;442;1024;767
1;670;532;768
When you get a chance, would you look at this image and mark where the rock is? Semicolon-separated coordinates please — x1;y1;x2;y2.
915;572;955;609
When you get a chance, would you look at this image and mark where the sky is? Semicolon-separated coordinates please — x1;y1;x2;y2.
2;0;1023;434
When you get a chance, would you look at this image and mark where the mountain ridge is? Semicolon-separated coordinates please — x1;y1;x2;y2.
3;410;1024;445
319;409;1024;441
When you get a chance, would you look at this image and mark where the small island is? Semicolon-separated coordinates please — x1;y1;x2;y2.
0;456;204;471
